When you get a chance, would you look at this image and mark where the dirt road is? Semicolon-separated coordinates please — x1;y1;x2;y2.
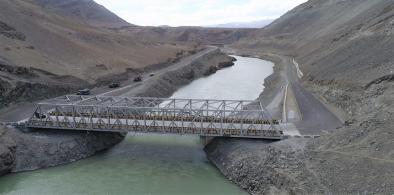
283;56;342;134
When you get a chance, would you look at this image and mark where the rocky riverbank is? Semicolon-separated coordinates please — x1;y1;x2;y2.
0;49;235;176
203;50;324;194
0;128;16;175
4;128;126;172
205;47;394;194
205;138;323;194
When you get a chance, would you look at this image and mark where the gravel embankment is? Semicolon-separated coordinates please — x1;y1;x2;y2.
205;48;394;194
205;138;325;194
204;51;326;194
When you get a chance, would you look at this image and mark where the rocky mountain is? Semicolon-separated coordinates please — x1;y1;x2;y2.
34;0;131;28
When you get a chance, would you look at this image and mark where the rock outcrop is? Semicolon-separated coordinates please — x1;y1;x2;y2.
0;129;16;175
9;128;125;172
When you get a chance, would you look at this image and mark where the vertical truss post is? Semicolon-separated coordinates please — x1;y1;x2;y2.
125;108;129;128
220;100;226;136
55;106;61;127
107;107;110;127
240;112;245;136
181;109;184;135
89;106;93;130
38;105;43;125
206;100;209;118
143;108;147;132
200;110;203;135
161;109;165;134
72;106;76;128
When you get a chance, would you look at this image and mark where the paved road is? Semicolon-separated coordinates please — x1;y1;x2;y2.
97;46;218;97
282;56;342;134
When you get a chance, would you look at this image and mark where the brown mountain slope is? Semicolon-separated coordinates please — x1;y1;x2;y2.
220;0;394;193
0;0;201;108
0;0;252;108
236;0;394;124
33;0;131;28
237;0;393;85
0;0;193;81
117;26;255;45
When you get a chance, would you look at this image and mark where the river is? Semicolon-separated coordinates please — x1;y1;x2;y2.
0;56;274;195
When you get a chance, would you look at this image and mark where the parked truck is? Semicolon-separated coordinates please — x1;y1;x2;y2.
77;89;90;95
134;75;142;82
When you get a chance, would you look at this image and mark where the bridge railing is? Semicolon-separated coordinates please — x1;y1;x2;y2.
26;96;283;139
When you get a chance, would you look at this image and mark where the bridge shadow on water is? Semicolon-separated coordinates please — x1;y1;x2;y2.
0;131;249;195
100;133;210;163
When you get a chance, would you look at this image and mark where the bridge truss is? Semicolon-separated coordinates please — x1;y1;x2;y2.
26;95;283;139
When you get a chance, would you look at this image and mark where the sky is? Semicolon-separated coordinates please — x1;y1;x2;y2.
94;0;307;27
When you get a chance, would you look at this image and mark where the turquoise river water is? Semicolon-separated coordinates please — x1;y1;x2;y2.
0;56;274;195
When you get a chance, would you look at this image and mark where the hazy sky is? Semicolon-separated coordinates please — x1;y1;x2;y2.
94;0;307;26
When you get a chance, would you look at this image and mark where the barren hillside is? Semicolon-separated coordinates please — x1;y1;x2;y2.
34;0;131;28
117;26;255;45
210;0;394;194
0;0;195;81
237;0;393;85
0;0;199;107
0;0;252;108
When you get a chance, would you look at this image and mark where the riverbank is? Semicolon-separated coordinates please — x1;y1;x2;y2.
204;49;324;194
0;47;236;176
206;47;394;194
205;48;342;194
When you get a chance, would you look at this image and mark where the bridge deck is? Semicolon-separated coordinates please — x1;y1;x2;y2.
26;96;284;139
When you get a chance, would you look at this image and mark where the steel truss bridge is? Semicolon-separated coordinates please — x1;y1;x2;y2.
26;95;284;139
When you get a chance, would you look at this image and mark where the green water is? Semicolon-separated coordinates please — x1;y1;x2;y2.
0;56;274;195
0;135;246;195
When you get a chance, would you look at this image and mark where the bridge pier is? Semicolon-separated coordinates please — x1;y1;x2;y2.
200;136;215;146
